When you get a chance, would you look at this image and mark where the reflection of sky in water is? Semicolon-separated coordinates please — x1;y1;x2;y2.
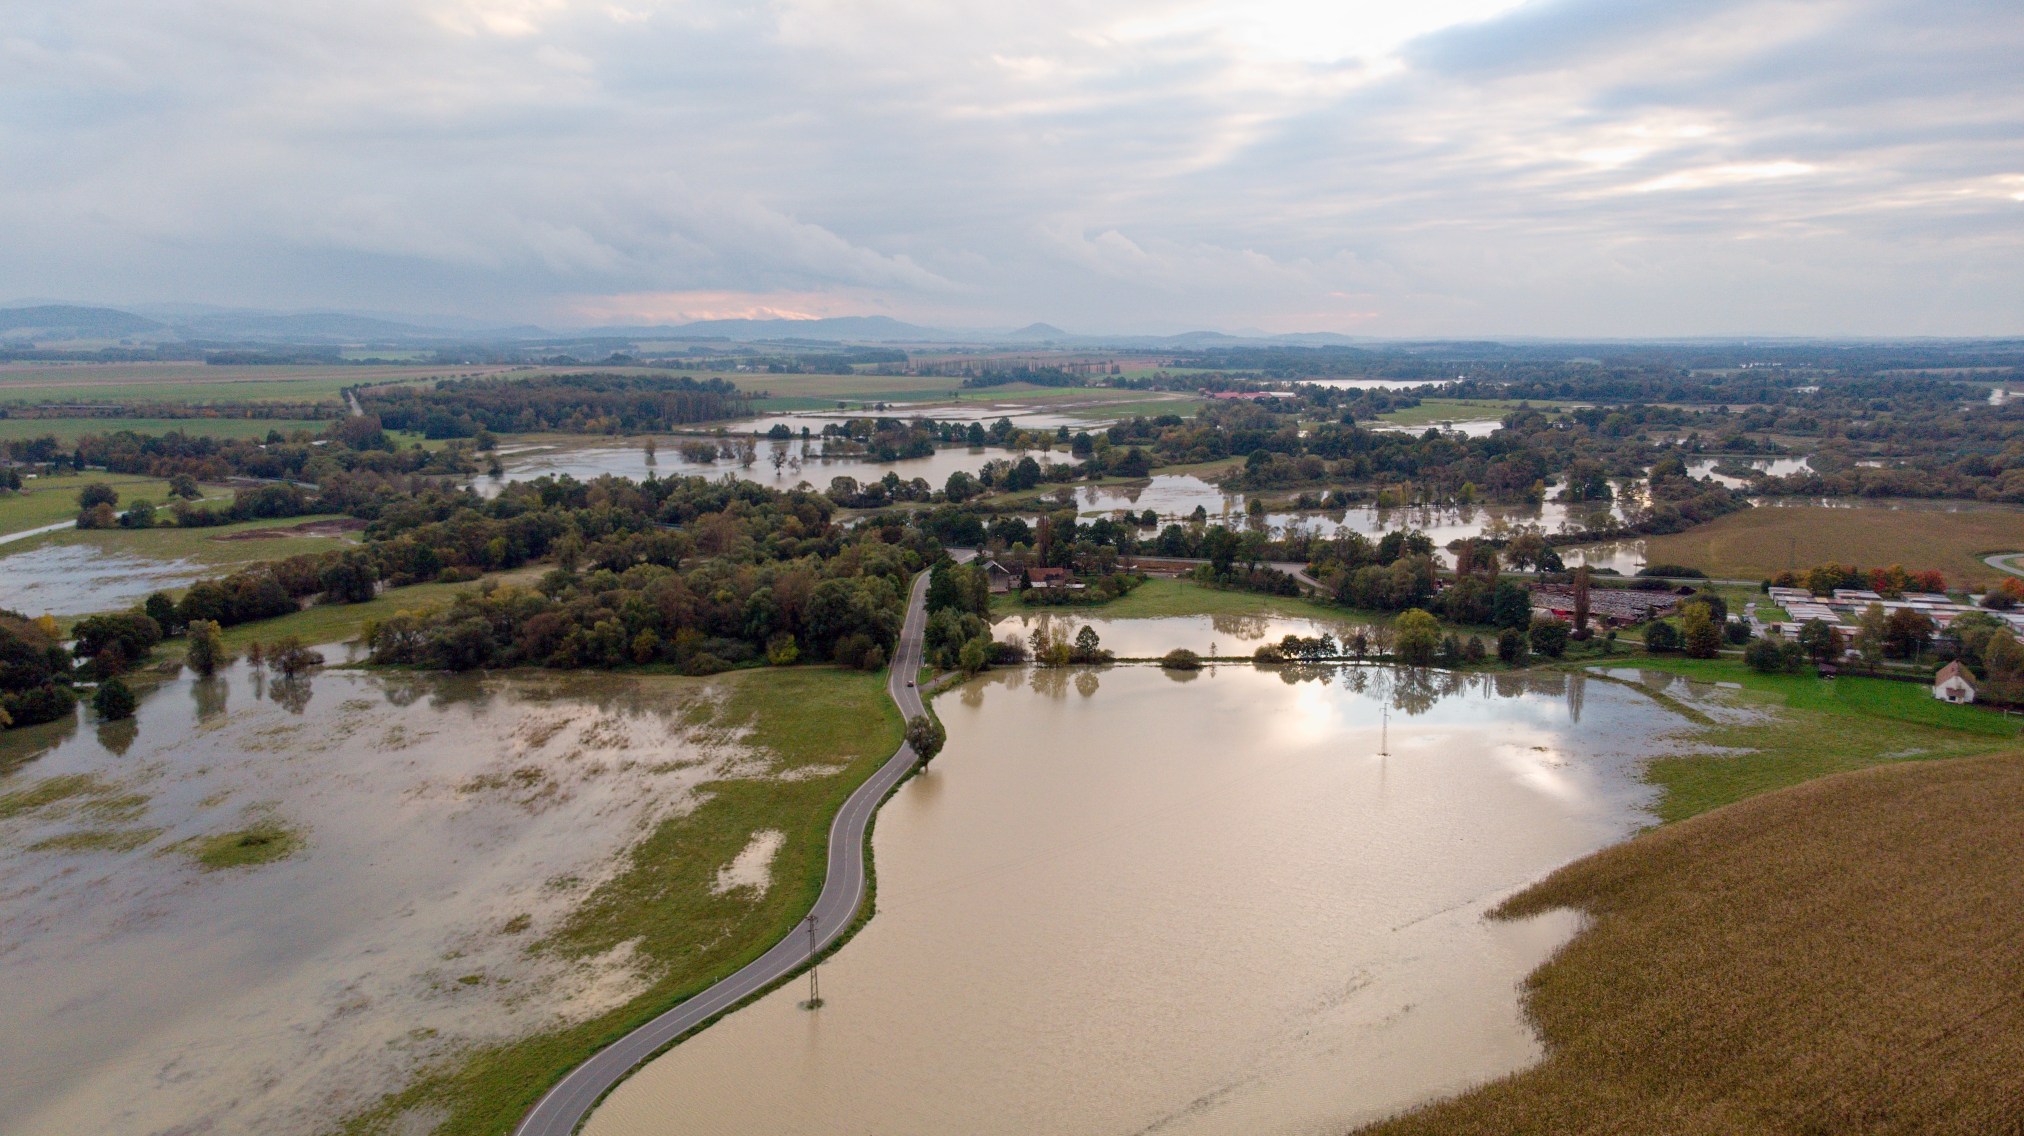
585;663;1679;1136
1686;456;1812;488
0;544;206;617
478;439;1026;497
0;663;740;1136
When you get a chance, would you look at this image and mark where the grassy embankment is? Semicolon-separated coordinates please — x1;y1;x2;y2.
1355;749;2024;1136
343;666;903;1136
1642;502;2024;589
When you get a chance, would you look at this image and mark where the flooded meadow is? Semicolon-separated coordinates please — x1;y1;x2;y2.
0;661;795;1135
586;650;1705;1136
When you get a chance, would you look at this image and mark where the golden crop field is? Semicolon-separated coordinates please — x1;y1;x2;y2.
1642;502;2024;587
1359;750;2024;1136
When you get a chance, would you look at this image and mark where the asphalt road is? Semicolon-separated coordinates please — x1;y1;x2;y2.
1985;553;2024;579
513;569;932;1136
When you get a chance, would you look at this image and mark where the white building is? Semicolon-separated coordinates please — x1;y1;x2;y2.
1933;661;1977;704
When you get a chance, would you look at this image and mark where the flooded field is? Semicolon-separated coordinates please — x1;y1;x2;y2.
477;438;1037;498
0;662;774;1135
587;654;1693;1136
994;609;1379;658
0;543;206;616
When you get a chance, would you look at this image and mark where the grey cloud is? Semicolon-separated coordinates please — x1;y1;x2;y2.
1;0;2020;333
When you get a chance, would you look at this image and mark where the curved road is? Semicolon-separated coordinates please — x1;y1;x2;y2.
1985;553;2024;580
514;570;931;1136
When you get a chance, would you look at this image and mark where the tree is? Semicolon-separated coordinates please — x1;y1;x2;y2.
1854;603;1889;669
1680;603;1721;659
1159;648;1203;671
1980;633;2024;704
1491;580;1532;630
1797;619;1842;664
92;677;137;721
1744;637;1795;674
1571;566;1592;633
1497;627;1529;665
1394;608;1441;665
267;637;324;678
144;592;185;636
1528;616;1570;658
72;611;163;671
185;620;229;677
77;483;119;510
1074;625;1101;657
1644;620;1682;653
1883;609;1935;660
905;714;946;762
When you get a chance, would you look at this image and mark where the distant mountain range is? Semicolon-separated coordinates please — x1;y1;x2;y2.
0;302;1393;349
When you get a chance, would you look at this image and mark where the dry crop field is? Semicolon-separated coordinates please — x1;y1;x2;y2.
1357;751;2024;1136
1642;502;2024;587
0;362;504;406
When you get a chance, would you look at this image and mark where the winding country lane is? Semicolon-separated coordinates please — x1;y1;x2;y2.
513;569;932;1136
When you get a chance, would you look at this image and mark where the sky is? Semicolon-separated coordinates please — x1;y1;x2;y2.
4;0;2023;336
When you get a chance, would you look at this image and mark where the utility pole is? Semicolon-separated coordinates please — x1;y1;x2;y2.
1379;702;1390;757
801;913;823;1010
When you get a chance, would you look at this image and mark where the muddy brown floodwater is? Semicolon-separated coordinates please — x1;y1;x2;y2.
0;660;761;1135
587;661;1686;1136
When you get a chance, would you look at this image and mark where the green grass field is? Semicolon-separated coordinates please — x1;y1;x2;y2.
341;665;902;1136
0;417;326;442
0;474;187;537
992;577;1353;624
1374;398;1526;427
1591;656;2017;821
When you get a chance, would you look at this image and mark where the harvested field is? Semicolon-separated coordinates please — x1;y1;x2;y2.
1356;751;2024;1136
1643;502;2024;587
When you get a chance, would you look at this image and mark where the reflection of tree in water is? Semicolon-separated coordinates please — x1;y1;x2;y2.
1161;665;1201;684
96;718;138;757
1209;613;1270;640
191;675;228;722
269;676;314;716
1027;668;1070;700
1074;670;1100;699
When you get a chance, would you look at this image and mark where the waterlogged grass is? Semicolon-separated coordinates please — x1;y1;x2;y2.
1374;398;1526;427
27;513;359;572
198;568;547;654
1357;751;2024;1136
341;665;902;1136
183;819;304;870
1617;655;2017;737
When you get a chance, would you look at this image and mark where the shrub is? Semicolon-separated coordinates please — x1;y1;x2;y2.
1528;617;1571;658
1645;620;1682;653
92;677;137;721
1160;648;1203;671
1497;628;1529;665
1637;564;1706;578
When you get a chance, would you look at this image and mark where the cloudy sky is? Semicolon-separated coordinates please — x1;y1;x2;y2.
5;0;2022;335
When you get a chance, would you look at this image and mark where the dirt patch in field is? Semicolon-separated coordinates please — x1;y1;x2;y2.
209;517;368;541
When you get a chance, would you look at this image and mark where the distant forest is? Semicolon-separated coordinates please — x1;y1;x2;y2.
356;372;748;437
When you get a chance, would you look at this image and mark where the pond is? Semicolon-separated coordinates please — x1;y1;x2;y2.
585;652;1693;1136
0;661;765;1135
0;543;207;617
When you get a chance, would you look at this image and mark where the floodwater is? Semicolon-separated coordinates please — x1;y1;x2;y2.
1686;456;1812;488
994;610;1381;659
587;658;1679;1136
0;543;206;616
0;660;772;1135
476;439;1041;498
1062;477;1647;572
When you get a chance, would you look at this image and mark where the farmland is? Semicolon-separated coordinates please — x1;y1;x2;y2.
1641;502;2024;587
1356;750;2024;1136
0;417;326;442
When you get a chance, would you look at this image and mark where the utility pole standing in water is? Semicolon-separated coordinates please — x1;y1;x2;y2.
802;913;823;1010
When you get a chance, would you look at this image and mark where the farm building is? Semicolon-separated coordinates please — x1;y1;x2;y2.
1933;661;1977;704
1530;587;1680;627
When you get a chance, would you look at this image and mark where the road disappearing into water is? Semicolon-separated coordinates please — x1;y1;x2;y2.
513;570;932;1136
